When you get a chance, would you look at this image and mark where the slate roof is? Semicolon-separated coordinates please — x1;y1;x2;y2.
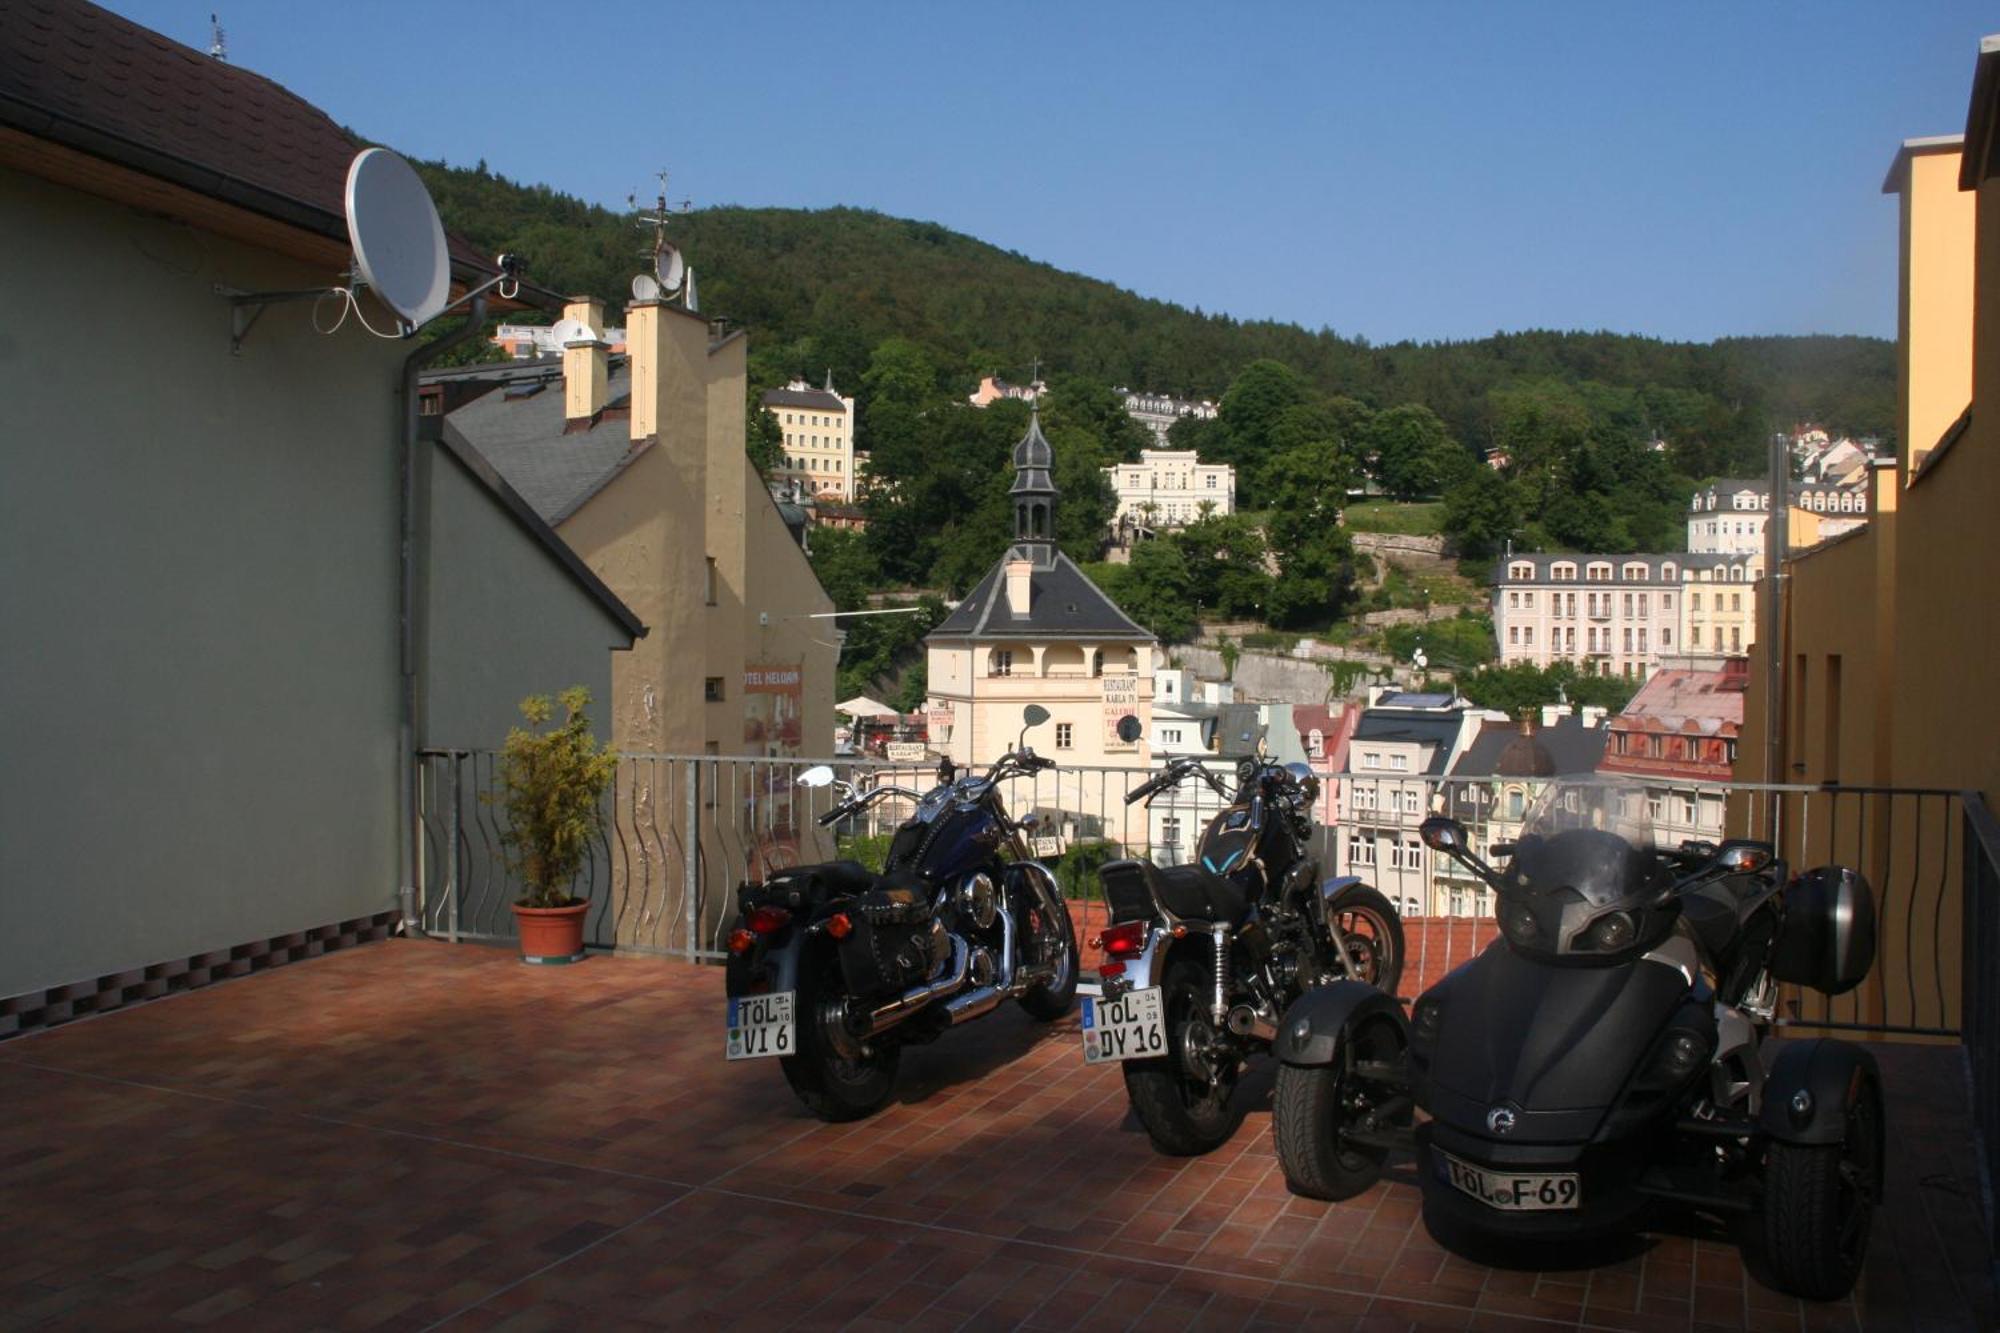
443;362;646;527
1451;717;1608;779
1493;552;1738;586
1346;709;1467;775
762;387;847;412
0;0;522;293
928;551;1153;641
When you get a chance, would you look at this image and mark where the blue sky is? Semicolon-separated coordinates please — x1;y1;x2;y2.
114;2;1994;344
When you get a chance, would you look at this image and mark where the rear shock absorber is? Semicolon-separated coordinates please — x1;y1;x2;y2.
1210;923;1230;1027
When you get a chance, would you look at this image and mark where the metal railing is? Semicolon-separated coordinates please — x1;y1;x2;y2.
413;753;1972;1037
1962;793;2000;1264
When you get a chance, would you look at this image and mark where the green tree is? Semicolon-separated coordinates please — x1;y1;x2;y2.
746;398;783;479
1441;467;1523;560
1368;403;1471;500
1089;540;1197;642
1173;513;1272;620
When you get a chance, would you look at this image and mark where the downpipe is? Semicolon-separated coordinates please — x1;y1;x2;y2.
865;933;972;1037
397;294;489;937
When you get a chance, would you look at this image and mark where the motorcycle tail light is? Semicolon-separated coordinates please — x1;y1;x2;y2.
825;911;853;940
727;928;757;955
1099;960;1127;979
1100;921;1148;958
747;905;793;935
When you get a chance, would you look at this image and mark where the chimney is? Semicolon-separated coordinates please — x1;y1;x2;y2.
1581;705;1608;727
1005;558;1033;617
562;296;608;425
1540;703;1571;728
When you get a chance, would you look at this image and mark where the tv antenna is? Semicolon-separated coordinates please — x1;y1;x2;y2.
629;170;691;300
215;146;527;354
208;13;226;60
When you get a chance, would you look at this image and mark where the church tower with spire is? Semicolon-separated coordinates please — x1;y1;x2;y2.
922;406;1158;784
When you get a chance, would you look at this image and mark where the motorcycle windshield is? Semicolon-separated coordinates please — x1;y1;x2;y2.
1509;782;1660;911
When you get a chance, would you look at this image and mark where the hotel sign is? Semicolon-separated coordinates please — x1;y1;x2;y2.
1102;674;1139;749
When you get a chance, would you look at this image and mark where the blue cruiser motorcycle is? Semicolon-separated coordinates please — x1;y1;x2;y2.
723;706;1078;1121
1271;780;1884;1300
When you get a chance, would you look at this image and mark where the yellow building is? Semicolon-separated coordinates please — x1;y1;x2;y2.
924;412;1159;844
1736;77;1991;1032
762;375;858;501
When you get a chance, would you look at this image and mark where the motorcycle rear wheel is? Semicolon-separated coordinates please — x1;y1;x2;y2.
779;957;901;1122
1123;956;1244;1155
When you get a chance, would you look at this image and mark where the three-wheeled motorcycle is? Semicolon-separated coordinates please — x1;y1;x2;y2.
724;706;1078;1121
1270;780;1884;1300
1086;713;1404;1154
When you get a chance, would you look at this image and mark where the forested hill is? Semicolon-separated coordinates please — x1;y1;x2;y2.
416;160;1895;453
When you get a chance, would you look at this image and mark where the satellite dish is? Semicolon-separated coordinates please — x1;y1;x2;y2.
655;243;686;292
1412;648;1429;671
344;148;450;327
631;273;662;302
551;317;599;347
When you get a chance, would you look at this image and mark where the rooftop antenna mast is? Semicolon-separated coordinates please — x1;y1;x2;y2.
208;13;226;61
628;170;692;304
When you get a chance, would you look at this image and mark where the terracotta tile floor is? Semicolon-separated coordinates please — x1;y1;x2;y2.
0;939;1991;1331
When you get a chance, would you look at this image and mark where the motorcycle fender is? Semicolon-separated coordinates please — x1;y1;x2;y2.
1319;875;1368;905
1111;921;1176;994
1273;980;1406;1066
724;931;805;999
1758;1038;1880;1145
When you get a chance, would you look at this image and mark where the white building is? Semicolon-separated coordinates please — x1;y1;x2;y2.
762;376;857;501
1332;692;1493;916
1118;388;1219;445
1688;477;1869;554
1105;449;1236;531
1492;553;1716;680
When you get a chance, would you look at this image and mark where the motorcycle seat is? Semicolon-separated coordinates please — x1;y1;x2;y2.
765;859;884;901
1151;862;1251;924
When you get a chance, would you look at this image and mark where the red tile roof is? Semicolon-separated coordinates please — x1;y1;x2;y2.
0;0;501;282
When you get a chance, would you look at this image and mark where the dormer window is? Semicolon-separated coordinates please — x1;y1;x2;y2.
1509;561;1533;580
1622;562;1647;581
1661;562;1677;581
1552;562;1577;581
1587;562;1612;582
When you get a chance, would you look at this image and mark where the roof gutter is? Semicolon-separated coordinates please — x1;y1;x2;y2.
397;296;489;935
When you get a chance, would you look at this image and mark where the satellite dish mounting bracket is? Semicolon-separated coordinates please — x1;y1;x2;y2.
213;284;339;356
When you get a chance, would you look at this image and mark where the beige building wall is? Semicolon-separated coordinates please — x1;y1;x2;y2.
1886;137;1975;475
771;386;856;500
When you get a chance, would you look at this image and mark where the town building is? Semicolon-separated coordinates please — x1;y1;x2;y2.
1493;553;1703;678
1738;99;1994;1037
1689;478;1867;555
1115;387;1219;445
1598;659;1747;849
761;374;858;501
1105;448;1237;532
1332;691;1492;916
0;3;645;1016
1292;701;1361;831
494;322;626;358
968;374;1044;407
924;411;1159;848
1439;707;1610;917
443;298;838;765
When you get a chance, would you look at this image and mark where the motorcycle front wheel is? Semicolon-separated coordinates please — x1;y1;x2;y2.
1749;1066;1883;1300
1122;956;1244;1155
1327;885;1406;996
1016;893;1079;1021
779;954;901;1122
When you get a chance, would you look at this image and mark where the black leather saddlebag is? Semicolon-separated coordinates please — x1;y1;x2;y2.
838;879;946;997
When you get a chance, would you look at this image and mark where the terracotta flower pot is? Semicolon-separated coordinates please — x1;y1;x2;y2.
511;901;589;965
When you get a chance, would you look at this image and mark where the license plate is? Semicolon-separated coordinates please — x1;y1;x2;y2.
1439;1150;1580;1211
1080;987;1167;1063
725;992;795;1060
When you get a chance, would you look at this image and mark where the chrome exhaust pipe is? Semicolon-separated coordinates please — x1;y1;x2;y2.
946;901;1016;1025
865;934;970;1037
1226;1003;1278;1043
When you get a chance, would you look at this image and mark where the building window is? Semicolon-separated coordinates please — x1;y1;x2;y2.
1162;728;1182;744
704;677;725;702
1552;563;1576;581
992;649;1013;677
1662;627;1672;647
1391;754;1408;772
1055;722;1073;749
704;556;717;606
1400;788;1420;814
1308;729;1324;757
1524;626;1534;647
1362;751;1380;769
1162;815;1181;852
1348;834;1375;866
1692;592;1702;612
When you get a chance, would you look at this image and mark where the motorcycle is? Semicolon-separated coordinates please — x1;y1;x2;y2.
1270;779;1884;1300
724;705;1079;1121
1086;713;1405;1154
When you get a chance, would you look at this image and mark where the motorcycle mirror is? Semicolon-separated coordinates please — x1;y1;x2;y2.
1115;714;1143;743
1022;704;1050;728
1489;841;1517;859
797;764;836;790
1712;841;1772;875
1419;815;1468;855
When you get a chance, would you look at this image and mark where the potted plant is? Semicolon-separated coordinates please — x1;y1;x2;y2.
494;686;617;964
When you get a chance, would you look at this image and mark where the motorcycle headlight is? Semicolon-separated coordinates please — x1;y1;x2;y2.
1499;902;1540;948
1586;910;1635;953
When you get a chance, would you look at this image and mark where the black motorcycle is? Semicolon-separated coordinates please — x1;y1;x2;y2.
1087;716;1404;1154
724;706;1078;1121
1271;780;1883;1300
